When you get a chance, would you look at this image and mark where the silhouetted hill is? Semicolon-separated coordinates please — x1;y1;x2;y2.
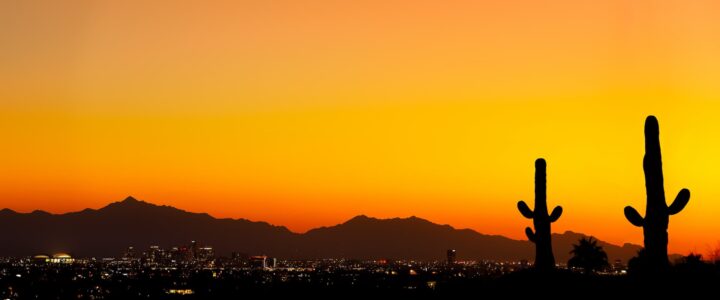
301;216;641;263
0;197;642;262
302;215;531;261
0;197;298;257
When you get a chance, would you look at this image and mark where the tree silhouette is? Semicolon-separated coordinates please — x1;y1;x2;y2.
517;158;562;271
567;237;608;274
624;116;690;272
706;242;720;264
682;253;703;265
675;253;715;277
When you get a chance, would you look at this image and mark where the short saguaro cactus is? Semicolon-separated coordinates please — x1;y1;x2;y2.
518;158;563;271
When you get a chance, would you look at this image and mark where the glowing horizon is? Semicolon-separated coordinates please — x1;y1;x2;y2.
2;0;720;255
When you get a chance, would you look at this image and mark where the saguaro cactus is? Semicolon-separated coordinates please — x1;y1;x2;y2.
518;158;563;270
624;116;690;269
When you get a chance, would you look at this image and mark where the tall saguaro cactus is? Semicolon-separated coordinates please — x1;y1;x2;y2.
624;116;690;269
518;158;563;270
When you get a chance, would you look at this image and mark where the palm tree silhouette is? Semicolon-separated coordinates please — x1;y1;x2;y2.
568;237;609;274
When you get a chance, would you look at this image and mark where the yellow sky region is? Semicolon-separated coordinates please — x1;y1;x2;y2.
1;1;720;254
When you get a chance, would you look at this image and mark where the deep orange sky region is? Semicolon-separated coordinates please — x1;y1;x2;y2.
2;1;720;254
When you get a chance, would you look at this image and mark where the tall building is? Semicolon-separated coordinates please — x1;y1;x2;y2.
197;246;215;266
190;240;199;261
124;246;136;260
447;249;457;265
170;246;190;263
147;245;161;264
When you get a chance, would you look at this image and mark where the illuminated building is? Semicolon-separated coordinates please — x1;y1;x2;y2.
197;246;215;266
146;245;168;264
123;246;136;260
190;240;199;260
167;289;194;295
447;249;457;265
170;247;190;263
48;253;74;264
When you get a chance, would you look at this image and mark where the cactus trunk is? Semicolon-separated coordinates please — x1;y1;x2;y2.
643;116;670;267
518;158;563;271
624;116;690;271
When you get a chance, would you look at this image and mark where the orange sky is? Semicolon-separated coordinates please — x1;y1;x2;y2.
1;0;720;254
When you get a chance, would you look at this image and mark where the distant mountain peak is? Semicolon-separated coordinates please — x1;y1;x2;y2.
347;215;373;222
123;196;140;203
400;215;430;221
342;215;439;226
100;196;159;212
30;210;50;216
0;208;16;215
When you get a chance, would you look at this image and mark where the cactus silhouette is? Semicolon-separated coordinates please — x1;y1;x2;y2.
624;115;690;270
517;158;563;270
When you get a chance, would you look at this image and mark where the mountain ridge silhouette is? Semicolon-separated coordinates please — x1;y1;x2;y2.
0;196;645;263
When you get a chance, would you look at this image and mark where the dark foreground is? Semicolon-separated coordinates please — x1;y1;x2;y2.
1;263;719;299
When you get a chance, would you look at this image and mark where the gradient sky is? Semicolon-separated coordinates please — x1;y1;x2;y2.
2;0;720;254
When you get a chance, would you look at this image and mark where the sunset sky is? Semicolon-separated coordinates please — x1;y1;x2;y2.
2;0;720;254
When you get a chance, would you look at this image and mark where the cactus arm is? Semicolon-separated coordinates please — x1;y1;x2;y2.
549;206;563;223
517;201;534;219
668;188;690;215
624;206;644;227
525;227;536;243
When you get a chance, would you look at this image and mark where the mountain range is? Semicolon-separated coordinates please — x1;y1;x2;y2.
0;196;644;263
